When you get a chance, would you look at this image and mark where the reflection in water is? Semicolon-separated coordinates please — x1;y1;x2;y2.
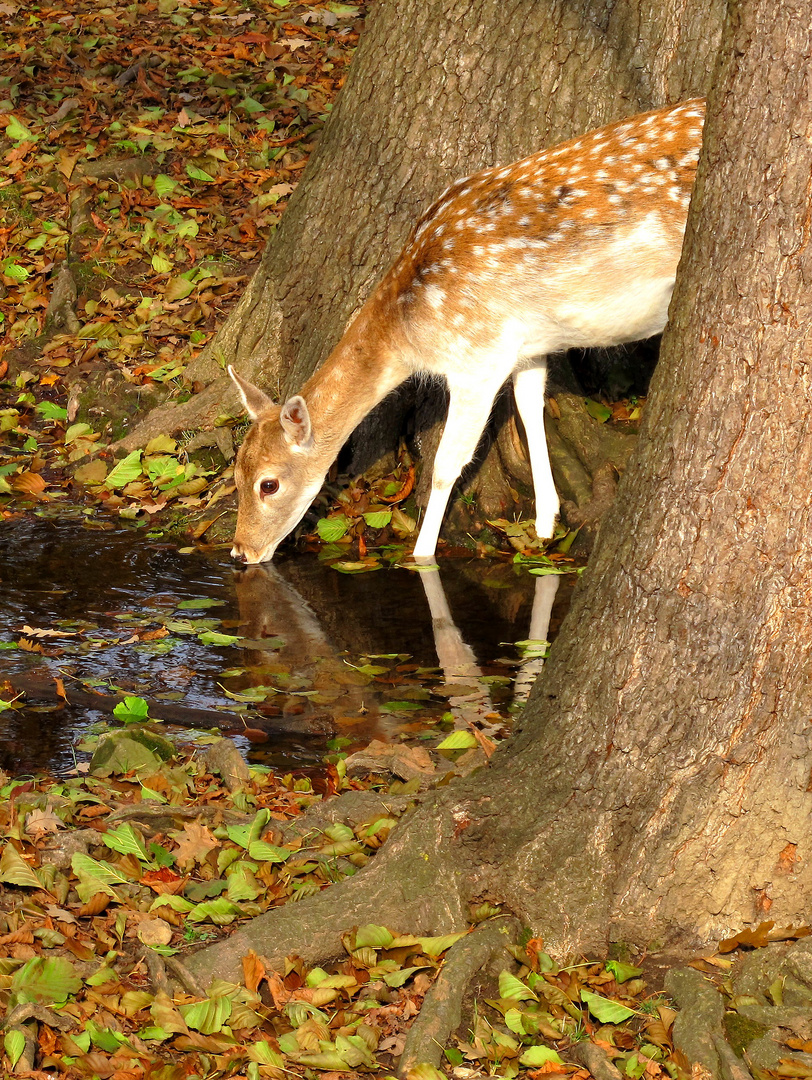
513;575;560;705
234;561;562;745
0;515;573;775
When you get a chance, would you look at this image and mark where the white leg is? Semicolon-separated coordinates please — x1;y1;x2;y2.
512;360;558;540
413;378;505;558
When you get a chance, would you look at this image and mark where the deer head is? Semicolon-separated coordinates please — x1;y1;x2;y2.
229;366;326;564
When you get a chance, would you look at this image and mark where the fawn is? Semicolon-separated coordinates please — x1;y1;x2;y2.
229;98;705;563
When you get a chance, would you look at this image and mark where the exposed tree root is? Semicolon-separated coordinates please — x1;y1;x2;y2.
397;916;521;1076
185;791;471;985
278;789;424;844
570;1041;625;1080
114;372;241;452
44;266;80;336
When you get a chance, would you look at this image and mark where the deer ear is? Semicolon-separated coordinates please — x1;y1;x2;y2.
229;365;275;420
279;395;313;449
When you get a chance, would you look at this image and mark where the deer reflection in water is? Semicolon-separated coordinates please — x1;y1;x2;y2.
232;562;562;751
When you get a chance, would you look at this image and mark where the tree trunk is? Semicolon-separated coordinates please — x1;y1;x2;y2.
186;0;812;993
120;0;725;543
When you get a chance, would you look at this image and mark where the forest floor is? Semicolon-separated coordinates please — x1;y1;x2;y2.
1;3;810;1079
0;0;425;565
0;721;750;1080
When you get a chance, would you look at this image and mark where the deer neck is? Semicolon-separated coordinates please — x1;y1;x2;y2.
299;295;409;463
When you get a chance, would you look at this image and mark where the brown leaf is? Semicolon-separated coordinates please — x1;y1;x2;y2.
468;723;497;759
11;471;48;495
77;893;111;917
0;926;35;945
718;921;812;953
141;868;187;895
172;820;219;868
242;950;265;995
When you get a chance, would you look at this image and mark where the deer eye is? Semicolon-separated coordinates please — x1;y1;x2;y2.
259;478;279;496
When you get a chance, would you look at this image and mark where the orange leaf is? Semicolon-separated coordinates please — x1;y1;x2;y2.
77;892;111;917
242;950;265;995
11;471;48;495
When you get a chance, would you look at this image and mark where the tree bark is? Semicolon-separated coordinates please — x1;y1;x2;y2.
120;0;725;542
186;0;812;987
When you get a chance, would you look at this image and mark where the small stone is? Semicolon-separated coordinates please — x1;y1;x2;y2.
203;738;250;791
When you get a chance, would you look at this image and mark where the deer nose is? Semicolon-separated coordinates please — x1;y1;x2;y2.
231;546;248;563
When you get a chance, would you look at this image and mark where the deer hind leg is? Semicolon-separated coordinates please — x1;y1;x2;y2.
512;360;558;540
413;376;506;559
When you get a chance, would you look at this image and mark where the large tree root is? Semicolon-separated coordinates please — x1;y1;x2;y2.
397;916;521;1076
184;790;471;984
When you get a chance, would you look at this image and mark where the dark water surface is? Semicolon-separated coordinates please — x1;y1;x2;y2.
0;514;574;775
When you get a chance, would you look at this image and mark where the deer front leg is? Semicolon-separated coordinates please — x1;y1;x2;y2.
413;377;505;559
512;361;558;540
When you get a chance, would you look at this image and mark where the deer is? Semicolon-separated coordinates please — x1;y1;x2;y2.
229;98;706;564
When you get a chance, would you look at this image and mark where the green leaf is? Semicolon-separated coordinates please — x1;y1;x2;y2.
498;969;538;1001
240;95;266;114
247;840;291;863
187;898;243;925
605;960;644;983
4;1029;25;1067
362;510;392;529
0;843;42;888
113;696;149;723
86;966;118;986
226;863;262;901
154;174;177;198
186;163;215;182
2;258;29;282
436;730;478;750
177;597;225;609
382;964;430;988
581;988;637;1023
25;233;49;251
6;116;37;143
625;1053;648;1078
585;398;612;423
150;894;194;914
151;254;172;274
416;932;466;957
504;1007;526;1033
71;852;130;901
248;1040;285;1066
179;995;232;1034
520;1045;564;1066
64;422;93;444
87;1020;126;1052
104;450;143;489
403;1065;446;1080
354;924;394;949
316;515;350;542
11;956;81;1005
101;823;150;862
35;400;68;421
198;630;240;646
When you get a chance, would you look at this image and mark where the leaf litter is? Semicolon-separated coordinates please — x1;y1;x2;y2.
0;726;674;1079
7;729;803;1080
0;0;374;548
